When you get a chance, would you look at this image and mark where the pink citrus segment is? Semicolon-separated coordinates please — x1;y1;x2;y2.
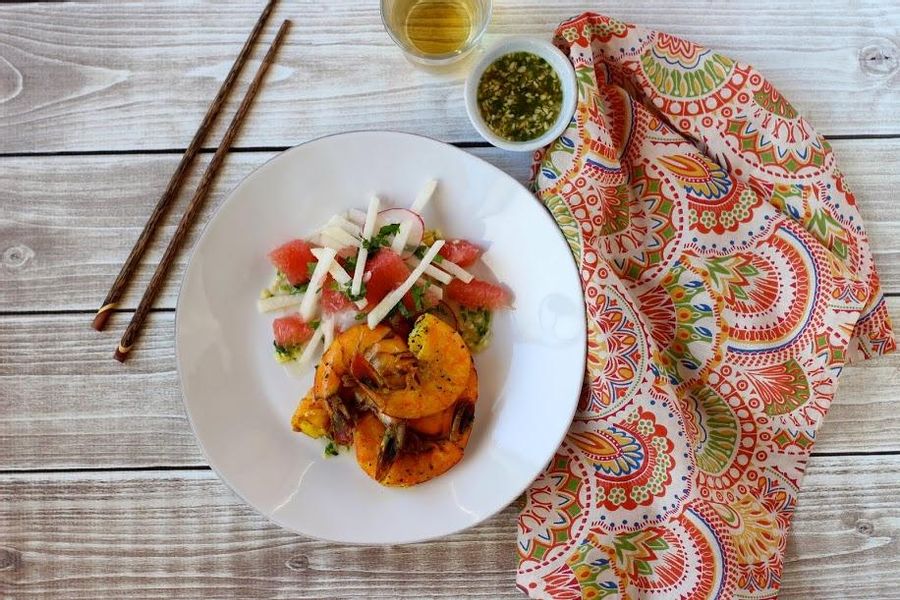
445;278;512;310
268;239;317;286
321;276;352;314
438;239;482;267
364;249;410;306
273;315;315;348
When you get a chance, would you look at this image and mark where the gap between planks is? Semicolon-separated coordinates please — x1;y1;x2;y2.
1;134;898;160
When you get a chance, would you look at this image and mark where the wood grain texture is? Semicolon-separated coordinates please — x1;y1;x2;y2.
0;456;896;598
1;301;898;470
0;0;898;154
2;139;899;313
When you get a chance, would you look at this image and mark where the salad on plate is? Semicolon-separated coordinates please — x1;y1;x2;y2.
256;180;512;486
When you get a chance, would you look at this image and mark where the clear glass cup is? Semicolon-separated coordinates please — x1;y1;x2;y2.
381;0;492;67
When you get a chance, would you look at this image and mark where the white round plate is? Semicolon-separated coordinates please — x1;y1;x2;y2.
176;131;585;544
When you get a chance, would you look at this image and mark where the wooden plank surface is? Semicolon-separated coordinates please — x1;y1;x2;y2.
2;1;898;597
2;139;899;313
0;0;898;154
1;300;898;471
0;455;896;598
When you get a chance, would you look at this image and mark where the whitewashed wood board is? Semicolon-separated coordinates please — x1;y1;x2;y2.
0;0;897;154
1;139;898;313
0;456;896;598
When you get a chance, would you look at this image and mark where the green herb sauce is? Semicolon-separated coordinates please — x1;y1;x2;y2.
477;52;563;142
458;308;492;352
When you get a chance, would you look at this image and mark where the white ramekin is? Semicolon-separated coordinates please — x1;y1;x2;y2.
464;37;577;152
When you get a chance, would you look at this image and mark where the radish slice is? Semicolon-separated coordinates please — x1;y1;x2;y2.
378;207;425;255
300;248;335;321
406;257;452;285
352;196;380;296
411;179;438;213
368;240;445;329
435;256;474;283
256;294;303;313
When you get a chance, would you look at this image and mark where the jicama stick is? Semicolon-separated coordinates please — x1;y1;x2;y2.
347;208;367;226
286;323;326;375
328;214;361;236
368;240;445;328
299;247;335;321
321;226;360;248
410;179;437;213
435;257;473;283
406;257;452;284
351;196;380;296
312;247;367;309
322;317;335;351
389;179;436;255
390;219;414;254
256;294;303;313
319;235;345;251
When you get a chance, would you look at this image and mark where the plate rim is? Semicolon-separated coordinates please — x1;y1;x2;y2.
174;129;587;544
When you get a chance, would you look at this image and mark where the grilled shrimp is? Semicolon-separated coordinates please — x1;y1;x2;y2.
362;314;472;419
312;324;414;443
354;405;475;487
356;362;478;486
408;361;478;437
291;392;330;439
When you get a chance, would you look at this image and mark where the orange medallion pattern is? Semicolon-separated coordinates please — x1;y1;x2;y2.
517;13;894;599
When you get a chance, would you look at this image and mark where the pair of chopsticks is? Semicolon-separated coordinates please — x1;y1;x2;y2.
92;1;290;362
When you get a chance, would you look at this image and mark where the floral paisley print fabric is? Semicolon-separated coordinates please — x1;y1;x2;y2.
516;13;895;600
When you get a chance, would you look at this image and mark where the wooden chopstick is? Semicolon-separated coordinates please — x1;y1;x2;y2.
91;0;278;332
114;19;292;363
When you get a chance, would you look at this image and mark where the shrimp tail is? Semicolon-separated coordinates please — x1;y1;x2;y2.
450;400;475;443
325;394;355;446
376;421;405;481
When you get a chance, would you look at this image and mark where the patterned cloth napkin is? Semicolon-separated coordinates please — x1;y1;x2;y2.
516;13;895;599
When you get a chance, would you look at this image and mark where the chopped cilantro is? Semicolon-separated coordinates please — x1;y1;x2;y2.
413;245;427;259
459;308;492;352
362;223;401;252
310;319;321;330
397;301;412;318
411;284;426;312
324;441;339;457
306;261;317;276
271;271;308;295
343;254;357;273
354;312;367;321
273;341;294;362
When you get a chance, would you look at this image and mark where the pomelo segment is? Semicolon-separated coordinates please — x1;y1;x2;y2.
268;239;317;286
445;278;511;309
273;315;315;348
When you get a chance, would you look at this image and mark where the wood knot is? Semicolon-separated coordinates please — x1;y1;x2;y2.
0;546;21;571
0;56;23;104
2;244;34;269
285;554;309;572
856;519;875;536
859;39;899;77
